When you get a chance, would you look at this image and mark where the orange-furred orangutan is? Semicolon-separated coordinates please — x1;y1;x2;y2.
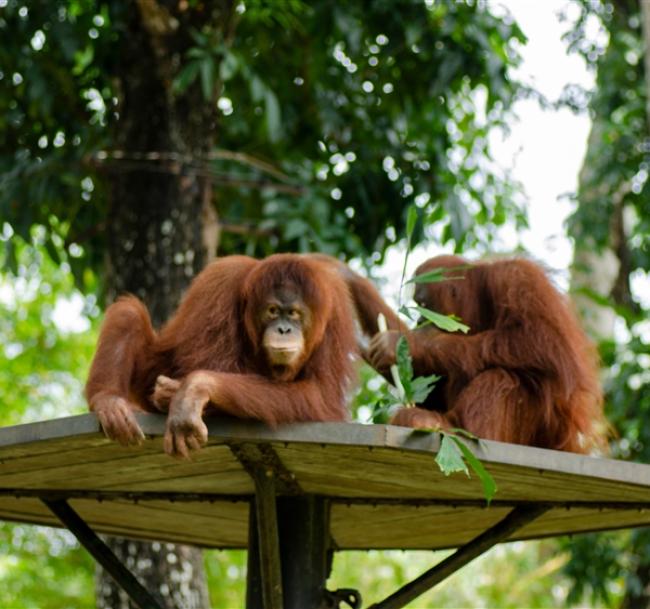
368;255;607;454
85;254;404;457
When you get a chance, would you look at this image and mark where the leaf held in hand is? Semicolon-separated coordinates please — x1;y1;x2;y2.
407;266;468;285
395;336;413;399
407;269;447;284
410;374;441;403
413;306;470;333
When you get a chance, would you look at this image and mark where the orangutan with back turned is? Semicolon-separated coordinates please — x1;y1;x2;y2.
368;255;606;454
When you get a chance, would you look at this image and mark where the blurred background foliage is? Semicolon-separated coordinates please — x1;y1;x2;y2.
0;0;648;607
559;1;650;608
0;0;527;281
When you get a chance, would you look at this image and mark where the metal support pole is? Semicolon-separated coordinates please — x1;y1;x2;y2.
238;443;358;608
277;496;332;609
247;495;335;609
368;505;550;609
42;499;164;609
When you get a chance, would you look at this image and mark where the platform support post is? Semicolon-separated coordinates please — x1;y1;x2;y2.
247;469;284;609
42;499;164;609
247;495;332;609
368;504;550;609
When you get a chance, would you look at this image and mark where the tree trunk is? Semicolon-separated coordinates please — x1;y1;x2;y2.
96;2;227;607
641;0;650;129
95;541;209;609
570;122;619;340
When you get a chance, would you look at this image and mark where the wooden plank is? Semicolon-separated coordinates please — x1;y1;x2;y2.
2;494;650;550
3;436;648;503
0;496;249;548
0;415;103;449
0;435;111;461
72;500;249;547
330;504;650;550
0;443;251;493
0;440;160;474
482;462;650;503
2;415;650;552
331;505;511;549
2;415;650;494
517;507;650;540
274;444;650;503
274;444;485;498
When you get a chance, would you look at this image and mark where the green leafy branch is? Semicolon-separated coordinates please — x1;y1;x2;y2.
370;205;496;504
372;314;441;418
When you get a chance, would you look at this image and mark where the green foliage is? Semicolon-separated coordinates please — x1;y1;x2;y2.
402;264;471;332
0;0;527;273
369;333;440;424
564;1;649;264
560;1;650;606
330;540;602;608
0;523;94;609
411;305;470;333
435;432;470;475
561;532;628;607
448;432;497;504
203;549;247;608
401;428;497;505
0;1;110;285
0;229;97;425
216;1;528;258
0;235;98;608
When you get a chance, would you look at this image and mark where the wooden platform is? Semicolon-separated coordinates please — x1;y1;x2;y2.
0;413;649;551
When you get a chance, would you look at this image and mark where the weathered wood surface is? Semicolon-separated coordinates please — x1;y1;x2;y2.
0;413;649;550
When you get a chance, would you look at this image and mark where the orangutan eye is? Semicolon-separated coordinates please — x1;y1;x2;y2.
287;308;301;320
267;305;280;318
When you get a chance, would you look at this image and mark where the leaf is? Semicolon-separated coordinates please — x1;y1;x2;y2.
398;305;416;321
407;269;446;284
200;58;215;101
446;427;479;440
435;434;469;476
264;89;281;143
450;436;497;505
190;29;208;47
395;336;413;399
370;394;402;423
187;47;207;60
284;218;308;240
405;205;418;246
220;51;239;81
407;265;469;284
173;61;201;95
413;306;470;333
250;75;265;102
410;374;441;403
